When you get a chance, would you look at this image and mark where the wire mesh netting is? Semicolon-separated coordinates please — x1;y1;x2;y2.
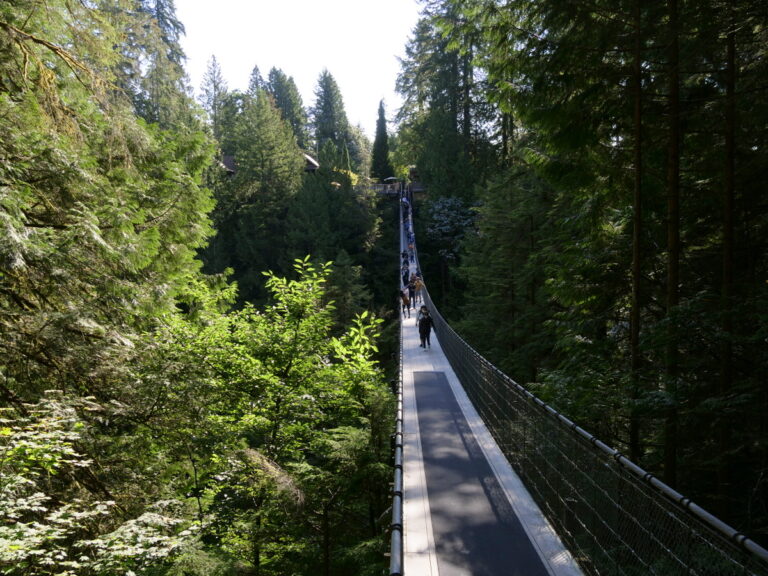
422;289;768;576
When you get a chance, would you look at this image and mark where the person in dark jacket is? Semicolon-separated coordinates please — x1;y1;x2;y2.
417;306;434;348
401;262;410;287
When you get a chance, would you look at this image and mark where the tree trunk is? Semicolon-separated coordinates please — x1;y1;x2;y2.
322;505;330;576
462;43;473;155
501;111;511;167
629;0;644;463
252;514;261;576
664;0;681;489
718;17;736;516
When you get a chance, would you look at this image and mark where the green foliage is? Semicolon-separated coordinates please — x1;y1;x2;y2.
2;3;395;575
267;68;309;150
371;100;394;181
406;0;768;543
456;169;554;384
395;7;486;198
0;1;214;399
311;70;371;175
202;89;304;303
0;258;393;575
200;56;228;142
0;394;192;576
312;71;351;159
326;250;374;330
145;259;391;575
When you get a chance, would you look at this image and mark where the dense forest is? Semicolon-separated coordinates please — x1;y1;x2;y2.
397;0;768;547
0;1;400;574
2;0;767;574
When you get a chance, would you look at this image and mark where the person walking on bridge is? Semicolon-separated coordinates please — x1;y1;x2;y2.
407;277;416;307
413;276;425;305
399;289;411;318
417;306;434;348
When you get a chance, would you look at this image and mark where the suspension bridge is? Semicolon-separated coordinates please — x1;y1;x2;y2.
388;201;768;576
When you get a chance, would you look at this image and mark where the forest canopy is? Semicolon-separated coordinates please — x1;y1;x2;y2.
3;0;768;573
0;1;396;575
395;0;768;544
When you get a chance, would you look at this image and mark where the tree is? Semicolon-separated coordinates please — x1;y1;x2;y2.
313;69;350;155
0;0;214;400
311;69;374;174
0;394;191;575
370;100;394;180
148;261;391;574
247;63;264;95
267;67;309;150
0;4;396;575
200;55;229;141
457;168;554;384
418;0;768;539
136;0;190;126
202;89;304;304
395;10;477;199
0;1;215;572
284;143;380;274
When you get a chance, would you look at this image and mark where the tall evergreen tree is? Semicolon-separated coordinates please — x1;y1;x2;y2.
428;0;768;538
0;1;216;570
0;0;214;400
347;122;373;178
284;141;379;270
203;89;304;303
395;10;475;199
267;67;309;150
371;100;394;180
137;0;189;126
200;55;228;141
0;4;395;575
309;70;371;175
247;63;264;96
313;69;349;153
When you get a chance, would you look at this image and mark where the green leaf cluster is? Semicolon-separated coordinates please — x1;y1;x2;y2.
137;260;391;574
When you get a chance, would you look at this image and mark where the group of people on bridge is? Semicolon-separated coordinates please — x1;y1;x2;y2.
399;272;433;348
399;206;434;348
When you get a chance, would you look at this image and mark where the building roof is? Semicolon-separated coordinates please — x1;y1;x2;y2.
218;153;319;175
303;153;319;172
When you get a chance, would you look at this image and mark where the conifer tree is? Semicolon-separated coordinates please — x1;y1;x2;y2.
427;0;768;539
347;122;373;178
247;63;264;95
267;67;309;150
200;55;229;141
0;0;214;399
313;70;349;150
137;0;189;126
204;90;304;303
396;11;475;199
371;100;394;180
0;4;394;575
0;1;215;570
311;69;355;171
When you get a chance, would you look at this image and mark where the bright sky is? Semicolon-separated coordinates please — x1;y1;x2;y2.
175;0;423;139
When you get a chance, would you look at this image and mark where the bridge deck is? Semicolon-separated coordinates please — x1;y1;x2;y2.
400;302;583;576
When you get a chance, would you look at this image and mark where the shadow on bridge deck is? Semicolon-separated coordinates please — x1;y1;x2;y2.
400;310;583;576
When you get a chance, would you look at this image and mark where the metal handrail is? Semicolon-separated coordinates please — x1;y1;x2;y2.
388;327;404;576
388;201;406;576
423;285;768;576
